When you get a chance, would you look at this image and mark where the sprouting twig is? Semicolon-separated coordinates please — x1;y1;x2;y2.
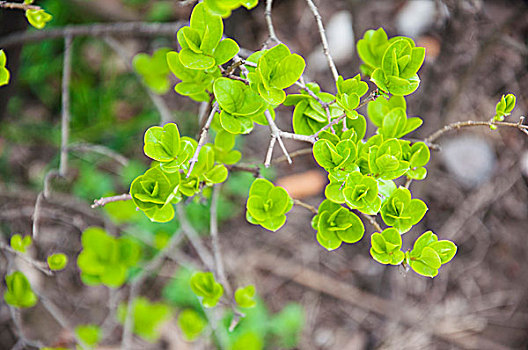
187;102;219;176
425;117;528;144
0;241;53;276
0;21;184;48
293;199;318;215
0;1;40;11
311;90;378;139
91;193;132;208
303;0;339;83
264;0;281;46
59;35;73;177
104;36;173;124
358;212;382;233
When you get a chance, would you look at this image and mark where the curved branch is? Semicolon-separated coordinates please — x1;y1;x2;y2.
0;21;184;47
425;116;528;144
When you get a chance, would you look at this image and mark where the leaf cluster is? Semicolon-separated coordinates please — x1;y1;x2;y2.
246;178;293;232
3;271;38;308
77;227;142;288
117;297;172;341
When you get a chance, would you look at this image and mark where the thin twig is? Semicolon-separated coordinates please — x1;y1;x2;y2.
0;241;53;276
264;110;292;167
59;35;73;177
357;212;382;232
0;1;40;10
8;307;44;349
176;204;214;270
264;0;281;46
68;142;129;167
32;170;59;240
293;199;318;214
91;193;132;208
425;117;528;144
0;21;184;48
210;186;244;331
303;0;339;83
187;102;218;176
103;36;173;124
121;232;184;349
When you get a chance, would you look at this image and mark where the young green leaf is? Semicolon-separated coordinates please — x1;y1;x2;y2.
75;324;101;348
47;253;68;271
3;271;38;308
0;50;10;86
133;48;171;94
25;9;53;29
10;234;32;253
370;228;404;265
235;285;257;308
177;309;207;341
117;297;172;341
380;187;427;233
190;271;224;307
246;178;293;232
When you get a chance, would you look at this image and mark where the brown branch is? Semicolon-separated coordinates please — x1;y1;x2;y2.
0;1;40;11
293;199;318;214
91;193;132;208
357;211;383;233
425;117;528;144
0;241;53;276
303;0;339;83
0;21;184;48
264;0;281;46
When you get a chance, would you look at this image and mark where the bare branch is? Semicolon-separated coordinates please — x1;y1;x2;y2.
176;204;214;270
303;0;339;83
0;241;53;276
293;199;318;214
0;1;40;11
91;193;132;208
0;21;184;48
357;212;383;233
425;117;528;144
121;231;184;349
187;102;218;176
264;0;281;46
59;35;73;177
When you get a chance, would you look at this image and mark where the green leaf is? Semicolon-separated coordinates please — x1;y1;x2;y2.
133;48;172;94
270;54;306;89
190;271;224;307
0;50;10;86
117;297;172;341
47;253;68;271
235;285;257;308
220;111;254;134
214;77;264;116
3;271;38;308
25;9;53;29
177;309;206;341
75;325;101;347
179;49;216;70
214;38;240;65
144;123;181;162
246;178;293;232
10;234;32;253
428;240;457;264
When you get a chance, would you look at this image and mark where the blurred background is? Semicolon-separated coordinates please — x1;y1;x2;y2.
0;0;527;349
